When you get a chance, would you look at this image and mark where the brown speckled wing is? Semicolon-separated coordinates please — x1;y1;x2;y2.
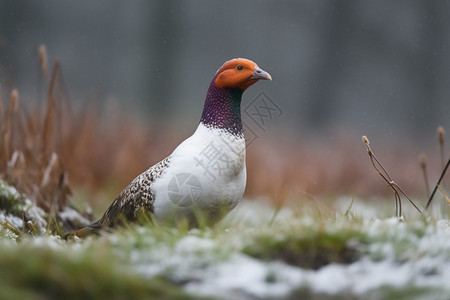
95;156;171;228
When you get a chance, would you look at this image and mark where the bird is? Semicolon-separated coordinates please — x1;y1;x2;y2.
67;58;272;238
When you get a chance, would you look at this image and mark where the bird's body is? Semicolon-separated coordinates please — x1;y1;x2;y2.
152;123;247;225
68;58;271;238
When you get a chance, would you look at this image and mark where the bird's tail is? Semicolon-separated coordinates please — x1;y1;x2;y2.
64;220;104;240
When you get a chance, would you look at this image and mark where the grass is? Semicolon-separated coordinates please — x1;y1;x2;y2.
289;285;441;300
0;237;194;300
242;223;367;269
2;201;449;299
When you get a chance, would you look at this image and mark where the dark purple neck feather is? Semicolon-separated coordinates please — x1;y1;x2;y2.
200;77;244;136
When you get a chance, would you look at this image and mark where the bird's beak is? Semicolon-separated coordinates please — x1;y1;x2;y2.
250;66;272;81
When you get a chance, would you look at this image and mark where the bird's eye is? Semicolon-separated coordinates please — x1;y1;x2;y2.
236;64;244;71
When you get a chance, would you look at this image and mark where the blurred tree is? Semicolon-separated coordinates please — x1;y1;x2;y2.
409;0;445;133
0;1;31;90
305;0;354;129
144;1;182;116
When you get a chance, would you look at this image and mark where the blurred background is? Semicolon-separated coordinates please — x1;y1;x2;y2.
1;0;450;212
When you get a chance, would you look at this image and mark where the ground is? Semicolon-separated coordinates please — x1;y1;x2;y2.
1;182;450;300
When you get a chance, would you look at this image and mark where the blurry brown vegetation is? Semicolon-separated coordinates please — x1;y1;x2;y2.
0;49;180;217
0;58;72;217
1;46;441;219
245;133;441;204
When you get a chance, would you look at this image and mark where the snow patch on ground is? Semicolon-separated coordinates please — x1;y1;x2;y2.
128;203;450;299
23;199;48;231
0;180;21;199
303;219;450;296
2;196;450;299
59;207;90;226
0;179;49;232
0;211;24;228
131;234;303;299
185;253;303;300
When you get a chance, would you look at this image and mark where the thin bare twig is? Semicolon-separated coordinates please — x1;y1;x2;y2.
438;126;445;171
436;185;450;205
425;126;449;209
419;154;430;198
425;156;450;209
362;136;423;218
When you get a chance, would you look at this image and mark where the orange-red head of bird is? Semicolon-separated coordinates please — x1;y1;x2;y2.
200;58;271;136
214;58;272;90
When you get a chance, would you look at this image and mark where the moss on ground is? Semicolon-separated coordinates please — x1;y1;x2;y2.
288;285;441;300
242;221;370;269
0;179;25;218
0;240;196;300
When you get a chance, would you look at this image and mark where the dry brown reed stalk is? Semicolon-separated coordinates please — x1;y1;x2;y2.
38;44;49;80
436;185;450;205
0;84;3;116
419;153;430;197
8;90;19;159
1;89;19;171
362;135;423;219
0;86;5;167
9;89;18;113
438;126;445;170
0;84;3;119
0;55;77;232
42;60;59;155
